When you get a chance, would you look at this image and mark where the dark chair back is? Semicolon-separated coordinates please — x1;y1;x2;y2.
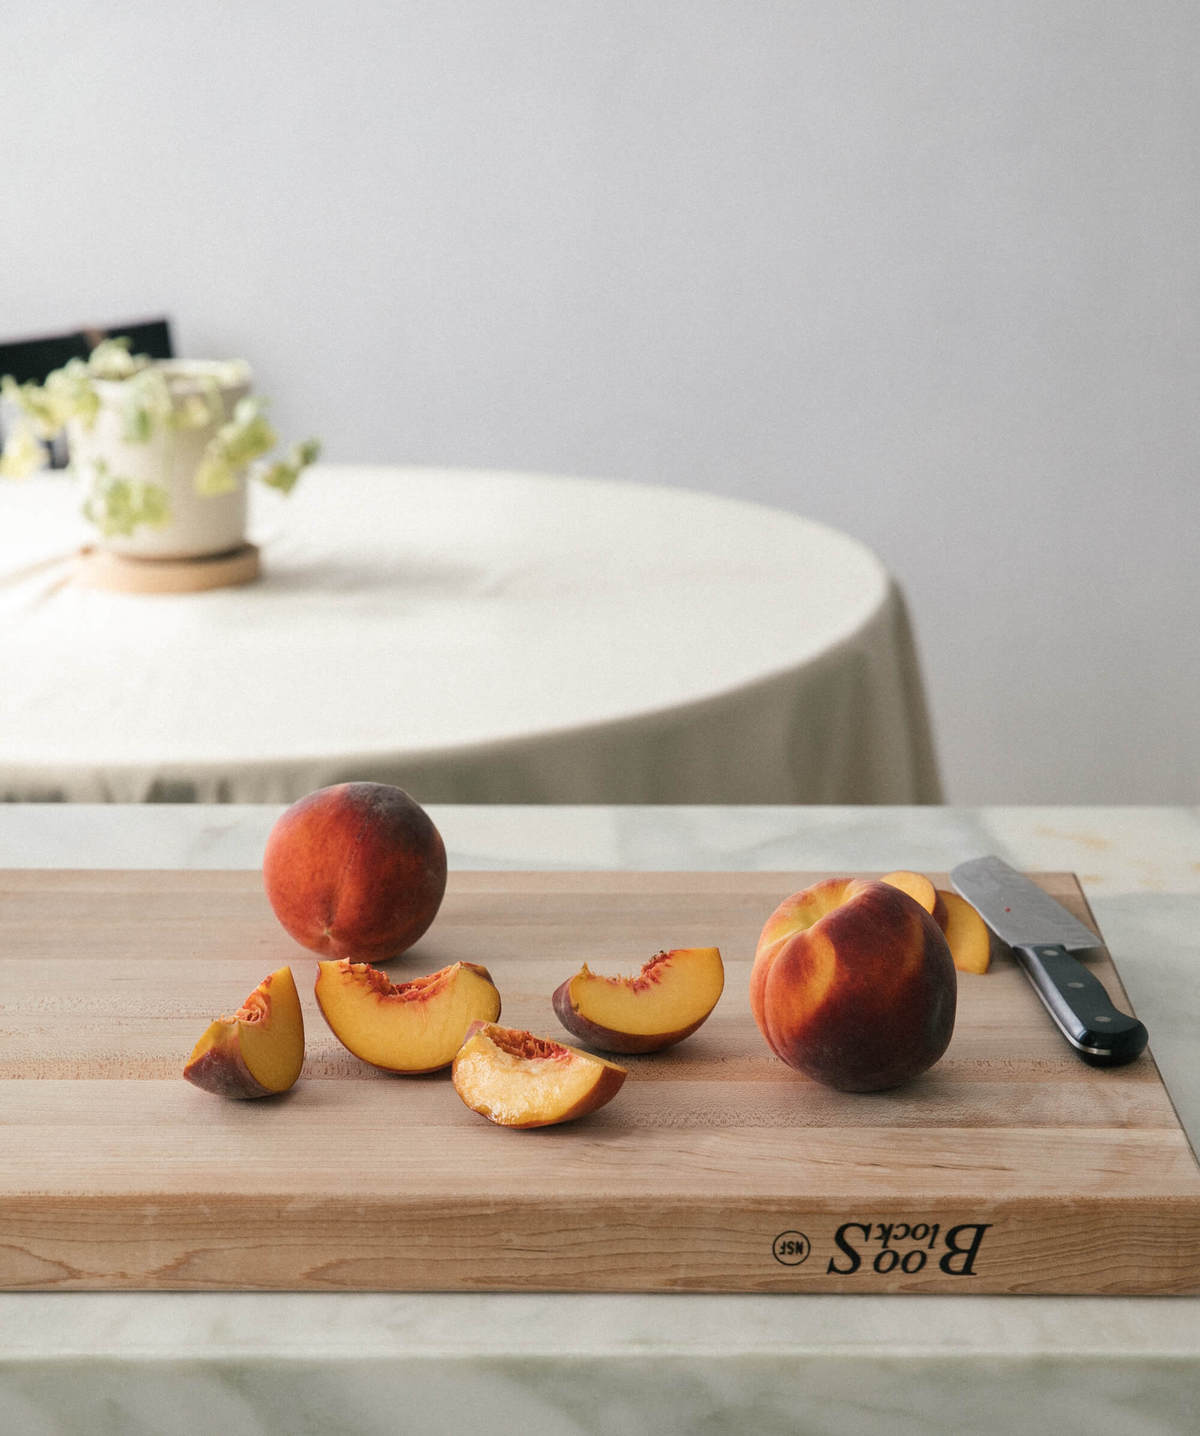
0;317;174;384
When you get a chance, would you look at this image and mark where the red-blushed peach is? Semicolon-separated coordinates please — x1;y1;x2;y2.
451;1021;627;1128
750;878;956;1092
315;959;501;1073
934;889;993;974
263;782;446;963
551;947;724;1054
183;966;305;1098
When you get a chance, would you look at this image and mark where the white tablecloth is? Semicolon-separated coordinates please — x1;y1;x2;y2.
0;465;941;803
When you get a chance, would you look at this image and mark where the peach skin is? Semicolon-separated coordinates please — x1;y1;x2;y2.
263;782;447;963
751;878;956;1092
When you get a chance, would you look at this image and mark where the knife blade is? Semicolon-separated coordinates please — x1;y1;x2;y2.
950;855;1148;1066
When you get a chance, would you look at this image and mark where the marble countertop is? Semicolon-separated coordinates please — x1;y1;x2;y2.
2;803;1198;1436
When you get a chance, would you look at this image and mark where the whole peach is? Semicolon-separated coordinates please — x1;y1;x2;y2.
263;782;447;962
750;877;956;1091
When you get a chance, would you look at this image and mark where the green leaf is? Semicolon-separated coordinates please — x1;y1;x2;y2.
256;437;321;494
221;396;278;465
0;421;47;478
193;395;278;494
120;369;173;443
86;337;140;380
81;461;171;538
194;451;238;497
2;364;96;438
171;376;224;431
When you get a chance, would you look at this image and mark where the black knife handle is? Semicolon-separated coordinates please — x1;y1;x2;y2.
1012;944;1149;1066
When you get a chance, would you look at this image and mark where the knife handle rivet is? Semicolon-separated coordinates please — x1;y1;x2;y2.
1068;981;1084;989
1095;1014;1112;1023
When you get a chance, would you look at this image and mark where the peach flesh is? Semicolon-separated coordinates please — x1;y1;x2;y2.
183;966;305;1099
451;1022;627;1128
880;869;938;915
552;946;725;1054
315;959;501;1073
935;888;992;974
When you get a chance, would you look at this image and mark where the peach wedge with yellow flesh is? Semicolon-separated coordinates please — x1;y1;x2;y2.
935;889;992;974
452;1022;627;1128
551;946;725;1054
880;869;939;915
183;966;305;1099
315;959;501;1073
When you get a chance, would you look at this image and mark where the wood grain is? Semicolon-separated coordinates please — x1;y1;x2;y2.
1;869;1197;1294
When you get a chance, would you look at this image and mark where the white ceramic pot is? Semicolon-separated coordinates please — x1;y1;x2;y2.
69;360;252;559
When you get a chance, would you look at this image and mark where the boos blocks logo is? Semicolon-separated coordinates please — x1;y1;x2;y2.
772;1219;992;1278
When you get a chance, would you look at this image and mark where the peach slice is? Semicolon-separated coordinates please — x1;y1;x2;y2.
451;1022;627;1128
935;889;992;974
551;946;725;1054
881;869;939;915
183;966;305;1099
314;959;501;1073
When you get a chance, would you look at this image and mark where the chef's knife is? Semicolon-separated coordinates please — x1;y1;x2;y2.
950;855;1148;1066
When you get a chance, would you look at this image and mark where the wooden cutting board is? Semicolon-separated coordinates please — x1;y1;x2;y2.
2;868;1197;1295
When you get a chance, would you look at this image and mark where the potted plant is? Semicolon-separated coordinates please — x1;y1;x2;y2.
1;338;319;561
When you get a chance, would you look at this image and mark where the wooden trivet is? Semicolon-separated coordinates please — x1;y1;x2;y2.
73;542;261;594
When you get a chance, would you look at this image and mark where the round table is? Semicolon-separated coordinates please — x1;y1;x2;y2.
0;464;941;804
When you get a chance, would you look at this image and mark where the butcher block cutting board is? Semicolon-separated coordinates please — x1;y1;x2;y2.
2;868;1198;1296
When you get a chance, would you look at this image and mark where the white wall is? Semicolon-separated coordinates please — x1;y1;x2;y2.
4;1;1197;803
